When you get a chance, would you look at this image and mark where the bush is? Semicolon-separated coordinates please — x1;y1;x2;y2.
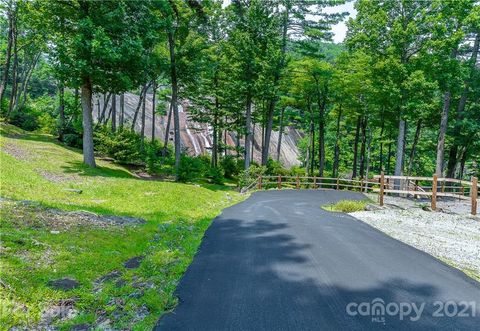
178;155;208;182
239;164;266;188
266;158;289;176
63;133;82;149
93;127;142;164
326;200;368;213
220;155;241;179
9;110;40;131
207;166;225;185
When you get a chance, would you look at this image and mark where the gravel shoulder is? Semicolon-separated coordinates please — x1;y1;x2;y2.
351;194;480;281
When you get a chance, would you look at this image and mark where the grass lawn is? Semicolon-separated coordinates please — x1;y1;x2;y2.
0;123;243;330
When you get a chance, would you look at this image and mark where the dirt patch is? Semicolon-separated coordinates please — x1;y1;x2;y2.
1;143;34;161
36;169;80;183
1;199;146;231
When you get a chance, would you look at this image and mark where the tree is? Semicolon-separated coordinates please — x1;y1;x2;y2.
44;0;157;167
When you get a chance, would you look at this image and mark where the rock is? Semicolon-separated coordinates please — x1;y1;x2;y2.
115;279;127;288
95;318;113;331
128;290;144;299
50;230;60;234
95;270;122;284
47;278;80;291
123;256;144;269
70;323;91;331
364;204;383;211
63;188;82;194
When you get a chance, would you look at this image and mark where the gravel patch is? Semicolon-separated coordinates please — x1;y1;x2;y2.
351;194;480;280
1;143;34;161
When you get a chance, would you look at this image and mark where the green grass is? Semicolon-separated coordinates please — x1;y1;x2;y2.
322;199;369;213
0;123;243;330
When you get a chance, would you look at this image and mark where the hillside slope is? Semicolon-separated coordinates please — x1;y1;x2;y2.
0;123;242;330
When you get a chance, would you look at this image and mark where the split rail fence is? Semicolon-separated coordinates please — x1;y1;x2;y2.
242;173;479;216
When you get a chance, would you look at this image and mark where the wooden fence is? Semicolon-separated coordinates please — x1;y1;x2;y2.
242;173;479;216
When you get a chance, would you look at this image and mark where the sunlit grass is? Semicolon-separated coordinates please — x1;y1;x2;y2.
0;123;243;330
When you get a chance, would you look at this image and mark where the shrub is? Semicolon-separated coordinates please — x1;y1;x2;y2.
327;200;368;213
207;166;225;185
9;110;40;131
63;133;82;149
220;155;241;179
93;127;142;164
266;158;289;176
178;155;207;182
239;164;266;188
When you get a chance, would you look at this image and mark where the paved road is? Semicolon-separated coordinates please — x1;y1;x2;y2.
156;190;480;330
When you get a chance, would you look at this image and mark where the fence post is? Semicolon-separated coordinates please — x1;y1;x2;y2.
313;176;317;189
336;178;340;190
278;175;282;190
472;177;478;216
296;175;300;189
258;175;262;190
414;180;419;199
431;174;438;211
379;172;384;206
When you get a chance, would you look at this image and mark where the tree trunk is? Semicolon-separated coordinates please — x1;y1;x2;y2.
262;100;274;165
212;109;218;167
310;118;315;175
163;102;173;155
6;25;18;118
365;129;372;183
0;3;15;112
386;138;392;175
131;86;147;130
151;82;156;142
58;82;65;141
168;31;181;177
111;94;116;132
17;53;40;110
317;103;326;177
99;93;112;124
332;105;342;177
81;77;96;167
407;119;422;176
251;122;256;163
276;106;285;162
262;6;289;166
359;116;367;179
119;93;125;128
378;117;385;172
244;92;253;170
352;115;361;178
458;145;469;179
435;91;451;175
446;33;479;178
140;92;146;151
394;118;406;188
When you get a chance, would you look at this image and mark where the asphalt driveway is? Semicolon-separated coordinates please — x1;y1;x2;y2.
156;190;480;330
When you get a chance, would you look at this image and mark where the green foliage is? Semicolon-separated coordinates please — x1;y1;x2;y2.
0;124;242;330
220;155;242;179
325;200;368;213
239;164;266;188
93;127;143;164
207;166;225;185
178;155;208;183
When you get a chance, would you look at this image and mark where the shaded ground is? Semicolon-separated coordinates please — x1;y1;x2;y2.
156;190;480;331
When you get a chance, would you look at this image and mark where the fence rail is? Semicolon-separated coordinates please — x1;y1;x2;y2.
242;173;478;216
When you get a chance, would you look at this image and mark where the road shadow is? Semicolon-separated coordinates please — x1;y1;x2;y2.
156;208;479;330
